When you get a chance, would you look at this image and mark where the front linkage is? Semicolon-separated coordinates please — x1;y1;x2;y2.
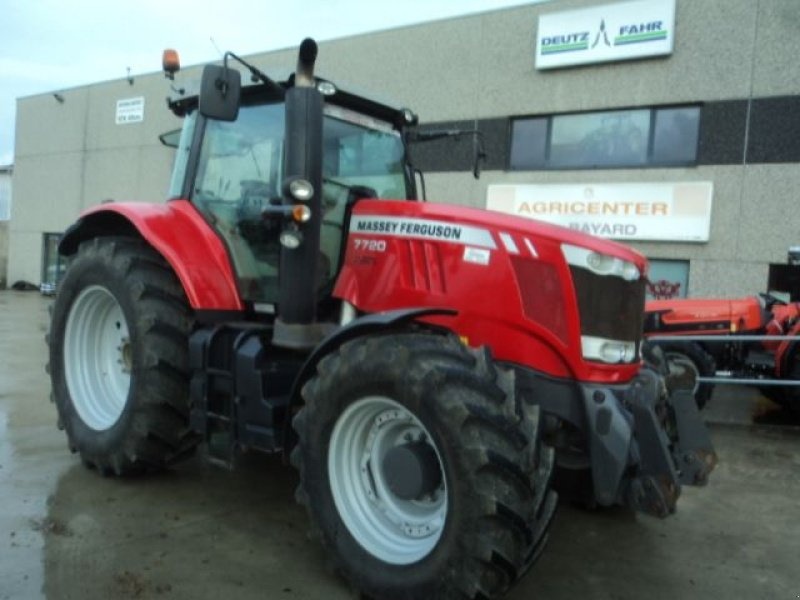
579;344;717;517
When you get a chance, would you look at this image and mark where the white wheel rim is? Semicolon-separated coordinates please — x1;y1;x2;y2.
328;396;447;565
64;285;132;431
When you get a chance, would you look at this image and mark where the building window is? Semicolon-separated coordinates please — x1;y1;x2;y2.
510;106;700;170
647;259;689;300
651;107;701;164
509;118;548;170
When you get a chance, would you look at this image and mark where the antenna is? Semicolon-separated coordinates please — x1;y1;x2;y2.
209;37;224;58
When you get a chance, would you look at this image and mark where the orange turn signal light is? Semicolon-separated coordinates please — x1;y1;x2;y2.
292;204;312;223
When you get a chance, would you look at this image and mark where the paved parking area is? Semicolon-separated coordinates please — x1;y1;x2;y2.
1;290;799;599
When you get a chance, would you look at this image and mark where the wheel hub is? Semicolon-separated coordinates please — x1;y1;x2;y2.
328;396;448;564
63;285;131;431
382;441;443;501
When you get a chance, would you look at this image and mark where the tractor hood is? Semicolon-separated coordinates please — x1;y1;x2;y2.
336;199;649;384
646;296;767;334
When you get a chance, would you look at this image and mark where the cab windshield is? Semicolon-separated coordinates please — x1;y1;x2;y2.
188;100;409;304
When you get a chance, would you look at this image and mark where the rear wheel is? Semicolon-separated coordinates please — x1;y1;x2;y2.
292;333;556;599
659;342;715;409
48;237;197;475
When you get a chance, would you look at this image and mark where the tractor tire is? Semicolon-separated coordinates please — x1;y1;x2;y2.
658;342;716;409
48;237;197;475
767;355;800;417
291;333;557;600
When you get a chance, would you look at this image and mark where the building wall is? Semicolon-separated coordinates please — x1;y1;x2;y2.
0;223;7;288
10;76;186;284
9;0;800;296
0;167;10;288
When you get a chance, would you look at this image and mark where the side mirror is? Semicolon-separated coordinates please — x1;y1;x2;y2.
158;129;181;148
199;64;241;122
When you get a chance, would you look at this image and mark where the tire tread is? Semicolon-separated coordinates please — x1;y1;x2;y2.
293;333;556;600
48;236;198;475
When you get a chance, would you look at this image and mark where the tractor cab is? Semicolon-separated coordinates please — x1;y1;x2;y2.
166;71;416;310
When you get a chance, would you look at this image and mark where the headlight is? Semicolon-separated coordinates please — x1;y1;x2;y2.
317;81;337;96
581;336;637;364
280;229;303;249
562;244;640;281
285;178;314;202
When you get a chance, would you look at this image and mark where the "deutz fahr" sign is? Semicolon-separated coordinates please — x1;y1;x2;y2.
535;0;675;70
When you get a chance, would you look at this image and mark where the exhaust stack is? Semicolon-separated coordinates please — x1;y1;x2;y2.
273;39;327;350
295;38;318;88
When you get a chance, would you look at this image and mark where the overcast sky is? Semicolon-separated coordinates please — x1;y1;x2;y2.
0;0;546;166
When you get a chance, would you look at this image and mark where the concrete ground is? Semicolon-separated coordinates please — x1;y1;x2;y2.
1;290;799;600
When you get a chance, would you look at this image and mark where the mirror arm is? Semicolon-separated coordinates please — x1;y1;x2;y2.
223;51;285;98
407;128;487;180
472;131;487;180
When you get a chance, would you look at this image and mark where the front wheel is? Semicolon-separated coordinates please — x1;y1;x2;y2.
292;333;556;600
763;354;800;417
659;342;716;409
48;237;197;475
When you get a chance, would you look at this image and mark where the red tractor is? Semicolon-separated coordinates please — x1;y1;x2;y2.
645;293;800;414
48;39;715;599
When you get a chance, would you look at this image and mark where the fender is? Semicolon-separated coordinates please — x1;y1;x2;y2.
282;307;457;450
59;200;244;311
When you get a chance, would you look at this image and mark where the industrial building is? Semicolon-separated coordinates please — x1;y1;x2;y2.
7;0;800;298
0;164;11;288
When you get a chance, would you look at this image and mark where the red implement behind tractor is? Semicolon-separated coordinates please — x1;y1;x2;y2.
47;39;715;599
646;293;800;414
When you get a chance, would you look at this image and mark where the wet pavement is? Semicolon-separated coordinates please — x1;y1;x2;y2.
1;290;799;600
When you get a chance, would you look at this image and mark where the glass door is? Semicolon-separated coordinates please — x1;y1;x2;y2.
41;233;66;295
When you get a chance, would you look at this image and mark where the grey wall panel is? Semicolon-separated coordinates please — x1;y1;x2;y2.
311;18;484;122
736;164;800;262
746;96;800;164
7;231;41;286
83;78;182;151
751;0;800;98
83;148;150;208
0;222;7;287
409;118;509;173
10;154;84;233
478;0;757;117
697;100;747;165
408;120;479;173
136;146;178;202
15;88;89;157
689;259;768;297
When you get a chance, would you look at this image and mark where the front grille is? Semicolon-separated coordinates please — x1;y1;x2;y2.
511;256;569;344
570;266;645;348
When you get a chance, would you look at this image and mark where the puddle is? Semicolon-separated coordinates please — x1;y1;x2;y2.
0;408;47;600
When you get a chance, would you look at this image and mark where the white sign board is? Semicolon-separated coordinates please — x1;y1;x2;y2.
115;97;145;125
536;0;675;70
486;182;713;243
